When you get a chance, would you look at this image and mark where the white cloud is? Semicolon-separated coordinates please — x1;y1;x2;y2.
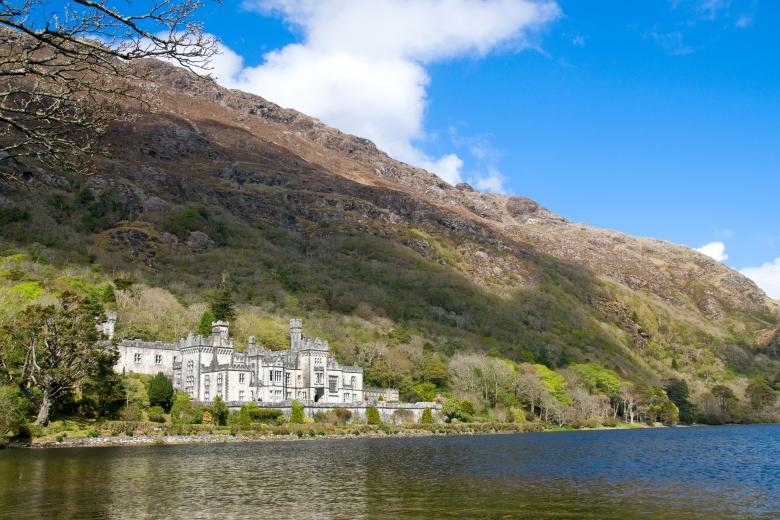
696;241;728;262
208;0;560;184
474;167;507;193
741;258;780;300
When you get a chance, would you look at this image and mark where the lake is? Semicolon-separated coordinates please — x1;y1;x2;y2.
1;424;779;519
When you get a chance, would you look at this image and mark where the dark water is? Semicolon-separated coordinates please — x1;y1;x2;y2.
1;425;779;519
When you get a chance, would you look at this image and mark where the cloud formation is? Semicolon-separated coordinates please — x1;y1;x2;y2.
208;0;560;184
741;258;780;300
696;241;728;262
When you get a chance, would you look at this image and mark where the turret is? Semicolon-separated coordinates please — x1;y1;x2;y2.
290;318;302;350
211;321;229;340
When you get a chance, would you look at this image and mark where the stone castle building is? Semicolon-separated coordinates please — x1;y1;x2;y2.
114;318;389;405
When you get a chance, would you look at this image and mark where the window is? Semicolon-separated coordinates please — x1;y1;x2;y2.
239;390;245;401
204;390;210;401
155;354;163;365
133;353;142;363
351;376;357;388
269;370;275;383
329;375;338;393
315;357;322;365
187;360;194;373
239;373;245;384
315;371;323;385
204;375;210;385
217;373;223;386
284;373;290;386
286;391;291;400
275;370;282;383
297;374;302;384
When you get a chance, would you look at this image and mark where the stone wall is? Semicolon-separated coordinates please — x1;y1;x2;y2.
222;400;441;423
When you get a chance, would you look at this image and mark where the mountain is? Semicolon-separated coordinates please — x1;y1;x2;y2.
1;58;778;394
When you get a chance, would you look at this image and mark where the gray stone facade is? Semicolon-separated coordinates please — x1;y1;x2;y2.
114;318;413;408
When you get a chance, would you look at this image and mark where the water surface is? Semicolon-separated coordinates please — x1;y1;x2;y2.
1;424;779;519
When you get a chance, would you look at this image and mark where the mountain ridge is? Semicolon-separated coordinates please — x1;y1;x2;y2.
2;56;778;395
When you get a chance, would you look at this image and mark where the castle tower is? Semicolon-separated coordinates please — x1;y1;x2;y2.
290;318;302;350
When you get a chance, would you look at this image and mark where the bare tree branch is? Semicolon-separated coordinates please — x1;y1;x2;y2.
0;0;220;180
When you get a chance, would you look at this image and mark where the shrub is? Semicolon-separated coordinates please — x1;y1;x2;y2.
332;407;352;424
147;405;166;423
366;405;381;425
420;407;433;424
148;373;174;412
248;407;283;424
119;402;143;422
170;392;197;425
211;396;229;426
290;400;305;424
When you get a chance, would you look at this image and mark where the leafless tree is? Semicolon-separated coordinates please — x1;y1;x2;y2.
0;0;220;180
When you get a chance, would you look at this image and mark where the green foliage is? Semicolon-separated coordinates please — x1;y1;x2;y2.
0;385;27;437
1;292;107;425
9;281;45;300
441;398;470;423
197;310;215;336
366;405;381;425
162;207;227;244
535;364;572;405
211;395;229;426
170;392;197;425
570;363;622;397
665;379;696;423
147;373;174;411
208;281;236;322
290;400;305;424
420;407;433;424
147;406;166;423
746;379;776;411
411;382;437;402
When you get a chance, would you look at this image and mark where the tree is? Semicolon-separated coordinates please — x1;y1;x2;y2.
745;379;776;412
0;385;26;438
3;292;110;425
148;372;174;412
0;0;218;180
170;391;197;425
211;395;229;426
82;348;124;418
366;405;381;425
665;379;695;423
197;310;215;337
290;400;305;424
441;398;461;423
208;280;235;322
711;385;737;415
420;407;433;424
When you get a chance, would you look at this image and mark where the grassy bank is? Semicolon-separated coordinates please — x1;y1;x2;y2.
17;419;656;449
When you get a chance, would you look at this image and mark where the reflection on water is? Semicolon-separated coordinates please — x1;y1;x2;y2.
1;425;779;519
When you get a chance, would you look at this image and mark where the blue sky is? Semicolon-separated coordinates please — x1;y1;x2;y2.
195;0;780;297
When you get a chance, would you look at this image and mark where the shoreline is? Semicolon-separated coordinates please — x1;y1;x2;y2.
21;422;658;449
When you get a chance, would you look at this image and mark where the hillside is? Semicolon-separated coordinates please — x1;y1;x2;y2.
1;57;779;410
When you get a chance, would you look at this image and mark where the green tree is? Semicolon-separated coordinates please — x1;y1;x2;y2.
746;379;776;412
211;395;229;426
197;310;215;337
82;350;124;418
412;382;437;402
0;385;27;438
290;400;305;424
419;352;448;386
711;385;737;415
208;280;236;322
420;407;433;424
2;293;108;425
665;379;695;423
441;398;461;423
170;392;197;424
148;373;175;412
366;405;382;425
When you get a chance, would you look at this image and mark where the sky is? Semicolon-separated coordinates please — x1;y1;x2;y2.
192;0;780;299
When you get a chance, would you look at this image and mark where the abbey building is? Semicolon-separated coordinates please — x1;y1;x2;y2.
113;318;392;405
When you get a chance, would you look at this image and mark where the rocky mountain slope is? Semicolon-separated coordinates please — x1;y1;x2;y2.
1;58;778;388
